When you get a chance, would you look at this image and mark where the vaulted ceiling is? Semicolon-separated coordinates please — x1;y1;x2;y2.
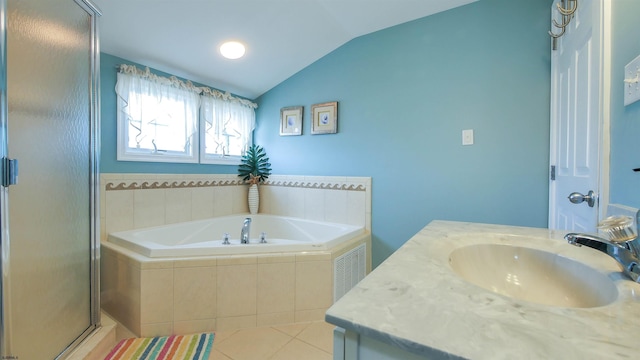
93;0;477;99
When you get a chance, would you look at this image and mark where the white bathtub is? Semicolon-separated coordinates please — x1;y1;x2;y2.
107;214;365;258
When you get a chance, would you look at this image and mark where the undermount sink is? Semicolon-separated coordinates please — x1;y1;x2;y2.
449;244;618;308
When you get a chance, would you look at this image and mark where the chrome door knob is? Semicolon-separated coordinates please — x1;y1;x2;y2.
568;190;597;207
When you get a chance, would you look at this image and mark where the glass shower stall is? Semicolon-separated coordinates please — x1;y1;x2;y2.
0;0;101;359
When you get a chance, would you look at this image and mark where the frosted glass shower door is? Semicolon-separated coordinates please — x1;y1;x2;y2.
2;0;100;359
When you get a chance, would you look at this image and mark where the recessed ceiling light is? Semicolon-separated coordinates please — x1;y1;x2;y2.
220;41;246;60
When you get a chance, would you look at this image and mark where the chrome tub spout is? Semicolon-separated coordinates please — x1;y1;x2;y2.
240;217;251;244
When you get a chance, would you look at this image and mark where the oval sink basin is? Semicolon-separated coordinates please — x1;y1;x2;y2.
449;244;618;308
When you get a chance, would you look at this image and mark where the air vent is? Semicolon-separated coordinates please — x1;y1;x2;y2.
334;243;366;302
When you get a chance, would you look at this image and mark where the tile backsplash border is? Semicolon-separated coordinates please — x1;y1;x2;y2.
100;173;372;242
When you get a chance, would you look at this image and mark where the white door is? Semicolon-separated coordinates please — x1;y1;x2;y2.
549;0;607;232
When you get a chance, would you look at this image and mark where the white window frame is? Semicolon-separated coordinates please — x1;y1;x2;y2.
115;65;257;165
199;95;255;165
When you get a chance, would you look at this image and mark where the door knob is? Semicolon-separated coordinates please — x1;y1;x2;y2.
568;190;596;207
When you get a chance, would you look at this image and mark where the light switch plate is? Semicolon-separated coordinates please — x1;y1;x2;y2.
624;54;640;106
462;129;474;146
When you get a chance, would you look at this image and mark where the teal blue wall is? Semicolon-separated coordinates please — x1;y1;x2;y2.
610;0;640;207
100;53;238;175
255;0;552;267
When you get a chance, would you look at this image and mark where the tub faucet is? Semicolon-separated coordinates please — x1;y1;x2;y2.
240;217;251;244
565;223;640;283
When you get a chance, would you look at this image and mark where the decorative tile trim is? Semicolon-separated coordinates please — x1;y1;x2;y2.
263;180;366;192
105;179;367;192
105;179;244;191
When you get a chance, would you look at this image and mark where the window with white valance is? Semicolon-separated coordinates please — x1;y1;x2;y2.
115;65;257;165
200;91;255;165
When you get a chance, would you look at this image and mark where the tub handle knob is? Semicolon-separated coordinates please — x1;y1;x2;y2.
260;232;267;244
222;233;231;245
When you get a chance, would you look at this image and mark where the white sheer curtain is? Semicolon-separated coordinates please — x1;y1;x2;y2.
200;94;255;162
115;71;200;162
115;64;257;164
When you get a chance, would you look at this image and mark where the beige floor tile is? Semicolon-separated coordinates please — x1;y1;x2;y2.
269;339;332;360
214;327;292;360
272;322;311;337
296;321;335;353
208;349;232;360
213;330;238;345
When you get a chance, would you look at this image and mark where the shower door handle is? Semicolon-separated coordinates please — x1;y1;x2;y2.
2;157;18;187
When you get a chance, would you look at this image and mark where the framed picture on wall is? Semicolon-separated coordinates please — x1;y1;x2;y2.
280;106;303;136
311;101;338;135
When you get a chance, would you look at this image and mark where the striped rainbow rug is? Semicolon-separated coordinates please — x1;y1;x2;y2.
105;333;214;360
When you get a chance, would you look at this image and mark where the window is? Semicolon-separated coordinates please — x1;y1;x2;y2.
115;65;256;165
200;94;255;164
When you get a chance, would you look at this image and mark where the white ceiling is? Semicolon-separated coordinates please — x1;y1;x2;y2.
93;0;477;99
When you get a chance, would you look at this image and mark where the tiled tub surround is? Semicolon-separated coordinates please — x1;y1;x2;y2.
100;173;371;337
326;221;640;359
101;174;371;242
101;231;370;338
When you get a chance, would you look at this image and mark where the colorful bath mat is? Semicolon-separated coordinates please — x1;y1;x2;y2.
104;333;214;360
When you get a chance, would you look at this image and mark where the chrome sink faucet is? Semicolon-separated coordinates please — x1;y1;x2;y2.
564;214;640;283
240;217;251;244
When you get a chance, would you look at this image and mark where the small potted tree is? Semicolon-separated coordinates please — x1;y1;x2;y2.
238;144;272;214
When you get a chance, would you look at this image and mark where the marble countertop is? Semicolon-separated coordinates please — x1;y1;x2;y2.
325;221;640;359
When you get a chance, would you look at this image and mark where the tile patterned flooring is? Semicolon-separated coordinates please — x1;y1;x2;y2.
209;321;334;360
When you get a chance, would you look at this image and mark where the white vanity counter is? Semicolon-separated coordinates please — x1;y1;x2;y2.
325;221;640;359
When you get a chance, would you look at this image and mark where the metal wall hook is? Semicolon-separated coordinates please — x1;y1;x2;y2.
549;0;578;51
557;0;578;16
549;25;566;39
552;15;571;29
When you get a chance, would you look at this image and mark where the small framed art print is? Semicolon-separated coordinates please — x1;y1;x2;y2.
311;101;338;135
280;106;303;136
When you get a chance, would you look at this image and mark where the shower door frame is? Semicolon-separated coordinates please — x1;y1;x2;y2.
0;0;102;358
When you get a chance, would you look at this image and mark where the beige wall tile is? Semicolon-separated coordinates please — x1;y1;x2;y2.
324;190;348;224
346;191;366;227
134;189;165;229
295;252;331;262
174;266;216;321
287;187;305;217
304;188;325;221
104;257;141;336
100;248;118;306
217;264;257;317
295;260;332;311
140;322;173;338
165;188;192;224
138;259;174;270
191;187;215;220
216;315;257;331
213;186;233;217
257;254;295;264
217;256;257;266
105;190;134;234
231;185;249;214
140;268;174;324
257;262;295;315
174;257;217;268
256;312;295;327
259;185;274;214
266;185;288;216
294;308;327;323
173;319;216;335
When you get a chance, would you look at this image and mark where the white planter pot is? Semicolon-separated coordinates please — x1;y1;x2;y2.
248;184;259;214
